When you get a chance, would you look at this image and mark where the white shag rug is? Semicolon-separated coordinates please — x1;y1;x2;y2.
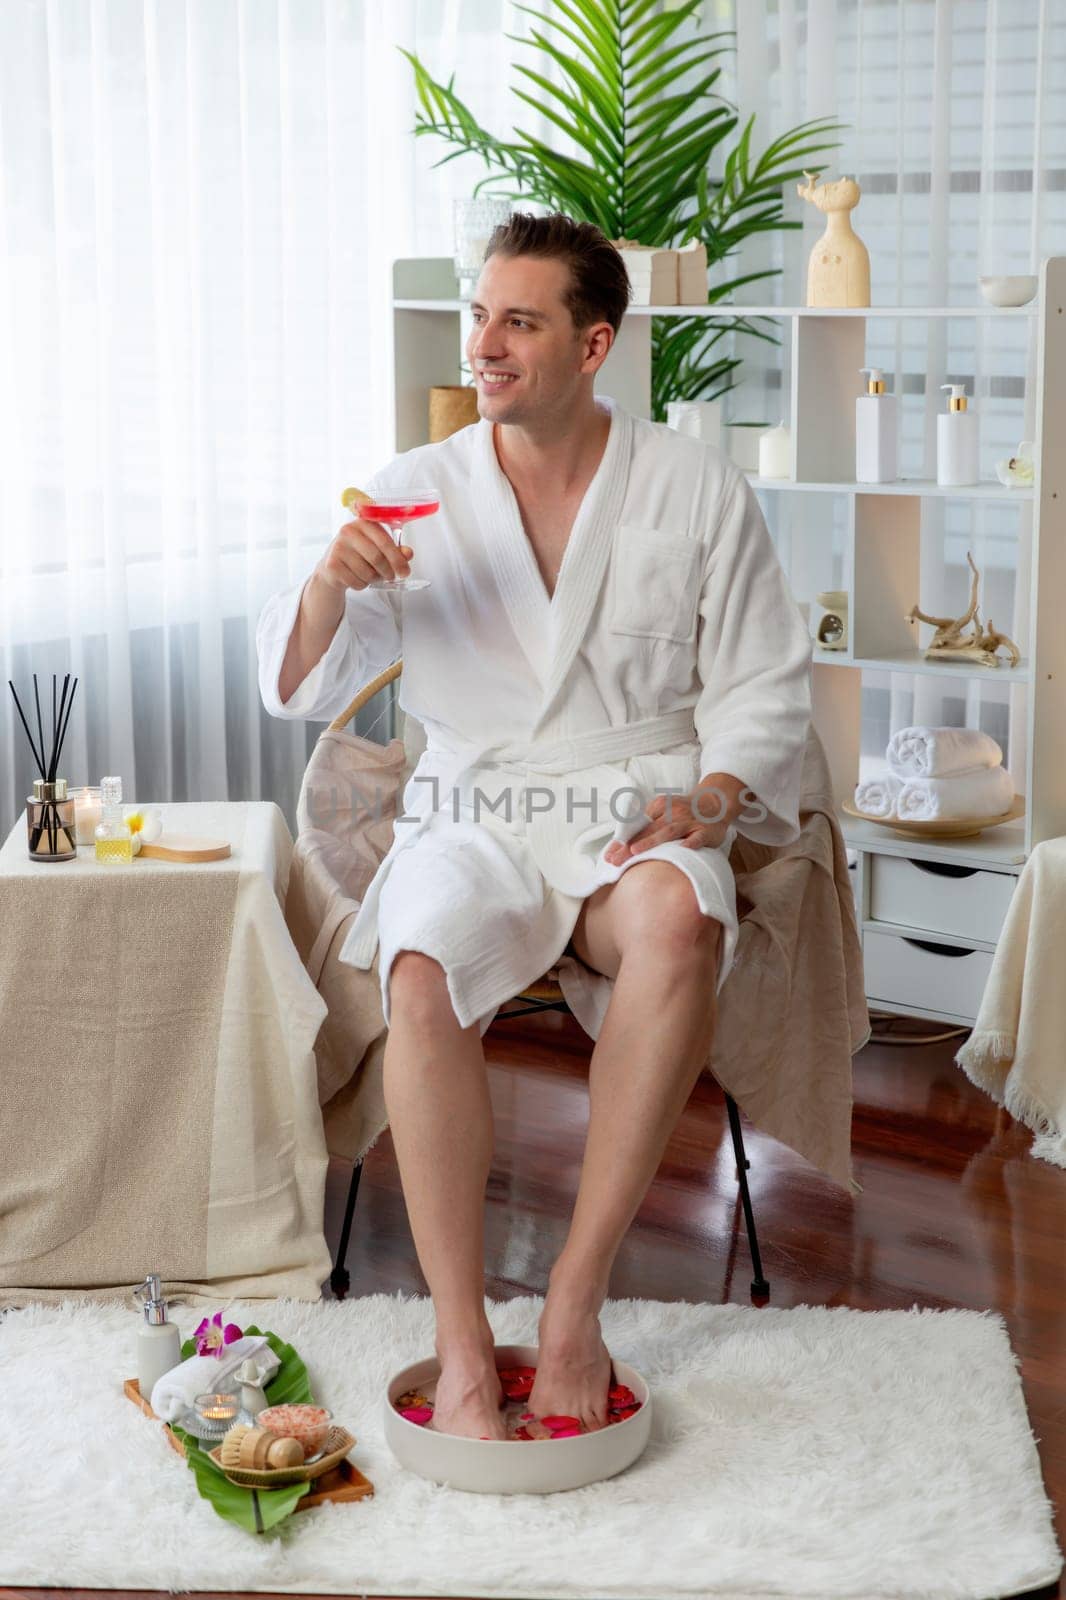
0;1294;1060;1599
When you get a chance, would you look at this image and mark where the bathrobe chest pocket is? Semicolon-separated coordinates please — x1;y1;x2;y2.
608;525;702;644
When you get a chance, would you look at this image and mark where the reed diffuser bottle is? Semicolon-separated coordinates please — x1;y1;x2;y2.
94;776;134;863
8;673;80;862
26;778;77;861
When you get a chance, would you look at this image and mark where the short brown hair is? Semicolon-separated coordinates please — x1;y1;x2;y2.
483;211;631;333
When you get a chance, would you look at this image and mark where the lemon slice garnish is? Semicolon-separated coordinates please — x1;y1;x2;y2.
341;486;371;510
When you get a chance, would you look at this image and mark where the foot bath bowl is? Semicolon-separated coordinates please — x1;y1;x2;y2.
383;1342;652;1494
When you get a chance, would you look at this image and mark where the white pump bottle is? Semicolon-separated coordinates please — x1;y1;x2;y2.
134;1273;182;1400
855;367;898;483
937;384;978;486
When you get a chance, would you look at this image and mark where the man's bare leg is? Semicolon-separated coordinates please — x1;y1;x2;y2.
528;863;721;1431
383;950;507;1439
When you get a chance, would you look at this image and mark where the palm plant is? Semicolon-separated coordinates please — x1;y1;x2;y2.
402;0;843;421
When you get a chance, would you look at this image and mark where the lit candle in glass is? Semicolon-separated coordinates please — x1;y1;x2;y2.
193;1391;240;1434
70;785;103;845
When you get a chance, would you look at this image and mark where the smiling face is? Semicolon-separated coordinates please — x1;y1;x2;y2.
465;252;614;429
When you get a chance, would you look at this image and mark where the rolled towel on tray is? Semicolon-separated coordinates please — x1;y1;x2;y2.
854;773;903;818
149;1334;280;1423
887;725;1003;778
896;765;1015;823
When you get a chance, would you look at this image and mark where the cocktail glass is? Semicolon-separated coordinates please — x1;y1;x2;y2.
351;493;439;593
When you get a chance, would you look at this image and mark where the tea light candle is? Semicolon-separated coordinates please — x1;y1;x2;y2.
193;1391;240;1429
70;786;103;845
758;421;792;479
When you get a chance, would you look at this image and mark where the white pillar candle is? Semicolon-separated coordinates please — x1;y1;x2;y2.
758;422;792;479
71;786;103;845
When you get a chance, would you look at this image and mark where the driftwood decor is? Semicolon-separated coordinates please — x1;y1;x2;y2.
908;551;1021;668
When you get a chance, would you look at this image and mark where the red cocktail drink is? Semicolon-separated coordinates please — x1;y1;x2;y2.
359;499;439;523
353;493;438;592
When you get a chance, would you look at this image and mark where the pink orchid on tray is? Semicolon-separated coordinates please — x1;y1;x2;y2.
194;1310;242;1357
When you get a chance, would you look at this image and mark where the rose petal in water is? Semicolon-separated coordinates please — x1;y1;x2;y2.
399;1405;434;1425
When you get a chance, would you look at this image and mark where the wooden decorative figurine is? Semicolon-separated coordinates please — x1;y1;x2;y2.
797;172;870;307
908;551;1020;668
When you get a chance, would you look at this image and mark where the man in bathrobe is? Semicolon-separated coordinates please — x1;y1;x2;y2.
258;212;812;1442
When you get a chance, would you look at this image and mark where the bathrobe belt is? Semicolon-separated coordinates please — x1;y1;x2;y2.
341;707;701;964
428;705;699;781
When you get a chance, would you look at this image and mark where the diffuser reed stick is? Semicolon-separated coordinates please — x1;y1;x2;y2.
9;674;79;855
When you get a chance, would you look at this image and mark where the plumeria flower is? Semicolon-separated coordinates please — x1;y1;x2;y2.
124;806;163;856
194;1310;243;1358
996;440;1035;488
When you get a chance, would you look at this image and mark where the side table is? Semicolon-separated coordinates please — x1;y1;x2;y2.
0;800;331;1305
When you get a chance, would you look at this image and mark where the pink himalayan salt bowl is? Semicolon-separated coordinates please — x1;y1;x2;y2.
258;1403;332;1460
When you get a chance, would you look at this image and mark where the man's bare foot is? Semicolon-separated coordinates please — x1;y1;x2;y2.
529;1284;613;1432
431;1339;508;1440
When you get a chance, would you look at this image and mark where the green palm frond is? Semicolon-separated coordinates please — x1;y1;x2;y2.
403;0;845;419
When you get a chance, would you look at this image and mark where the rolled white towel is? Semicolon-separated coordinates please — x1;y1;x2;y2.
896;765;1015;822
149;1333;280;1423
887;725;1003;779
854;773;903;818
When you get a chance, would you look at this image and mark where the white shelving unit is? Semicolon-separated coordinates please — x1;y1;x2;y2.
388;257;1066;1027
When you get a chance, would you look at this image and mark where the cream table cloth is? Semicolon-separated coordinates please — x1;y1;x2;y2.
0;801;332;1306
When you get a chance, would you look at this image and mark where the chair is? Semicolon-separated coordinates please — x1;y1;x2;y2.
322;663;769;1302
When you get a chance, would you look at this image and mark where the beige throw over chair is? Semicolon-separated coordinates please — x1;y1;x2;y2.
283;661;870;1302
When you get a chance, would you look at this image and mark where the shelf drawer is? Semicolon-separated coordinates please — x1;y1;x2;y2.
868;854;1014;943
863;929;993;1018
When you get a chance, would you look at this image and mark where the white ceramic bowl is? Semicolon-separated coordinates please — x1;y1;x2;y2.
383;1342;652;1494
979;275;1038;307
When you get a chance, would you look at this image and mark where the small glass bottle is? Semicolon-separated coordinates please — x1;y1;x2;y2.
94;775;134;863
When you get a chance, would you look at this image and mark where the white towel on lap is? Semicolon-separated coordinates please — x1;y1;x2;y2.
896;765;1015;821
854;773;903;818
887;725;1003;778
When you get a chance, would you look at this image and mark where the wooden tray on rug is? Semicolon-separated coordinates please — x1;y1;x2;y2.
123;1379;374;1508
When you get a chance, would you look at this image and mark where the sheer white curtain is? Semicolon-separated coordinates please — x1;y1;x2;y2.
0;0;519;839
4;1;1065;843
719;0;1066;783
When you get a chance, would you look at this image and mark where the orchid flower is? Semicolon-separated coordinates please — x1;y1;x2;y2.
194;1309;243;1358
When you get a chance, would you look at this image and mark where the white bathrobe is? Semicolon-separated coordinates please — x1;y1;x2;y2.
257;397;812;1037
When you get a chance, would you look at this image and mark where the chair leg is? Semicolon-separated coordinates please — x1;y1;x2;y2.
330;1157;364;1300
724;1093;770;1298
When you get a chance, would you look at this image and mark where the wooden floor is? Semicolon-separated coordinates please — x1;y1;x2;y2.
5;1010;1063;1600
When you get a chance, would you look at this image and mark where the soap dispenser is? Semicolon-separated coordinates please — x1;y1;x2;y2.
855;367;898;483
937;383;978;486
133;1273;182;1401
